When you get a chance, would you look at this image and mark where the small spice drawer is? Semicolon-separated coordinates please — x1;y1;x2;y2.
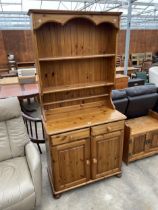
92;121;124;136
51;128;90;146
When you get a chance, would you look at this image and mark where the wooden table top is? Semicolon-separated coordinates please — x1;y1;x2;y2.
0;78;39;99
44;103;126;135
0;77;19;85
126;114;158;135
116;66;140;72
115;74;129;78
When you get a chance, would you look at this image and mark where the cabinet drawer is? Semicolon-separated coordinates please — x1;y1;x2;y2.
93;131;122;141
51;129;90;146
92;121;124;136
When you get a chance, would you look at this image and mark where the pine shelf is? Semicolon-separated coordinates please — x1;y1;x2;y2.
43;93;109;106
42;82;114;95
39;54;115;62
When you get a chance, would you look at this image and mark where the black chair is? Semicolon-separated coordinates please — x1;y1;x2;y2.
22;112;45;154
125;85;158;119
112;89;128;114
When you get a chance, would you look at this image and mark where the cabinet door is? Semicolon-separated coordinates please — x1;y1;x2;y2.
52;139;90;191
91;131;123;180
129;134;147;157
147;130;158;151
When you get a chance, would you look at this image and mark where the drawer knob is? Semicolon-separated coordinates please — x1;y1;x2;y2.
93;158;97;164
86;160;90;165
107;126;112;132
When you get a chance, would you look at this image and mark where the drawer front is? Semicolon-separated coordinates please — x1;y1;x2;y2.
92;121;124;136
51;128;90;146
92;131;122;141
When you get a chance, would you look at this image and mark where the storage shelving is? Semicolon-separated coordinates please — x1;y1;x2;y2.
29;9;126;198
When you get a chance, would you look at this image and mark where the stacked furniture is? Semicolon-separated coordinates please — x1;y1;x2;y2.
145;52;152;60
29;10;126;197
8;53;17;71
17;61;35;68
18;67;36;84
0;97;42;210
131;53;145;66
112;85;158;164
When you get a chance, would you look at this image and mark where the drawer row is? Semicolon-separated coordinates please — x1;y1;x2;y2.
50;120;124;146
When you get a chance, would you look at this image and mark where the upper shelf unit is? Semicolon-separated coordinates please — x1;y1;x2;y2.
35;18;118;58
29;10;121;110
29;10;121;30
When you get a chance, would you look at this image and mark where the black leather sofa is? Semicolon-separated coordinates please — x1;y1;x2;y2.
112;85;158;119
112;90;128;115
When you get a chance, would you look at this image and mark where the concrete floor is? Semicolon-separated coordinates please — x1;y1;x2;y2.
26;102;158;210
35;145;158;210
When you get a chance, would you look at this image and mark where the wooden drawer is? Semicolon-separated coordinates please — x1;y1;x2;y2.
92;121;124;136
51;128;90;146
93;131;122;141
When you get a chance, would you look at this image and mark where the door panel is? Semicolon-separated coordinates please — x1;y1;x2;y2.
52;139;90;191
97;137;120;173
91;131;123;179
132;134;146;155
148;130;158;150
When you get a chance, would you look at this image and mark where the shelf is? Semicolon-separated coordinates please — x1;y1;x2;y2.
39;54;115;62
43;93;109;106
42;82;114;94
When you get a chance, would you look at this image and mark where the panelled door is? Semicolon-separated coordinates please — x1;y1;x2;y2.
147;130;158;151
129;133;147;156
52;139;90;191
128;134;147;160
91;131;123;180
129;131;158;161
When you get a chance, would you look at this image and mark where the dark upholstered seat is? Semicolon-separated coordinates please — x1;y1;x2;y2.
125;85;158;118
112;90;128;115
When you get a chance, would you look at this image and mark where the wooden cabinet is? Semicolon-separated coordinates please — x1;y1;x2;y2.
115;74;128;90
52;138;90;191
123;111;158;164
29;10;126;197
50;122;124;195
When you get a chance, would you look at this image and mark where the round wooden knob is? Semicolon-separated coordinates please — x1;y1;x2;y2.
107;126;112;132
93;158;97;164
86;160;90;165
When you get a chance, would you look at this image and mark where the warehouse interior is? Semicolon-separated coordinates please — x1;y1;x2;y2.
0;1;158;210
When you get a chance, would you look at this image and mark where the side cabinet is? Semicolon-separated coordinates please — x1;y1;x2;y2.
123;128;158;164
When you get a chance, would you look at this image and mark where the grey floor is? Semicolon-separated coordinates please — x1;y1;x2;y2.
35;146;158;210
27;102;158;210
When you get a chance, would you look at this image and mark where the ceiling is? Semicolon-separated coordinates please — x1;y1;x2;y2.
0;0;158;29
